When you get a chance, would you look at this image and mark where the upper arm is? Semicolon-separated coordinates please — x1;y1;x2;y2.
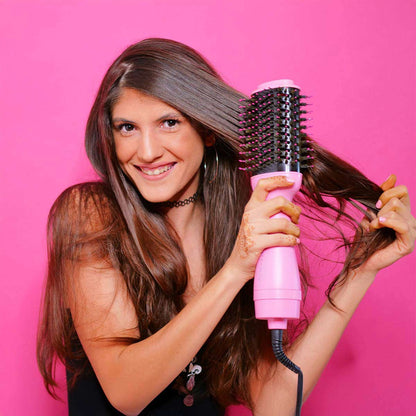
249;346;300;416
52;183;140;397
69;259;140;387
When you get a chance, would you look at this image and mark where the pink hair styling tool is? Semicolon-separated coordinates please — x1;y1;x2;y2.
239;80;313;416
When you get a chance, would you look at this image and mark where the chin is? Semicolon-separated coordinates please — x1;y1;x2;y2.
141;195;169;204
138;190;176;204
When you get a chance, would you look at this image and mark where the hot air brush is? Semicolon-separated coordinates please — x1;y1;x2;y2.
239;79;313;415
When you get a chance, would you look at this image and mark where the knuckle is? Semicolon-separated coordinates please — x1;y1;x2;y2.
280;218;292;232
281;233;297;245
390;197;401;208
398;185;408;194
389;211;399;220
257;178;268;188
275;196;286;206
273;219;299;237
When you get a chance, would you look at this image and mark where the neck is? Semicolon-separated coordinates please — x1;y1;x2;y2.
166;201;204;240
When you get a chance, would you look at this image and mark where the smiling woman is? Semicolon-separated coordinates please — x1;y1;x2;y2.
36;38;415;416
112;88;206;205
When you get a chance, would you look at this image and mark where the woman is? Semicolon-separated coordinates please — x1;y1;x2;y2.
37;38;415;415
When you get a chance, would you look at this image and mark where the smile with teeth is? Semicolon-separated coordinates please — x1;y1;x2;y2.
139;163;175;176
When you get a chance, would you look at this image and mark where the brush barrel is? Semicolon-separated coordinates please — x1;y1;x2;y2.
251;171;302;330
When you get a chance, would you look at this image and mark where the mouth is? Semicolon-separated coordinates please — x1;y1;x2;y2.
136;163;176;177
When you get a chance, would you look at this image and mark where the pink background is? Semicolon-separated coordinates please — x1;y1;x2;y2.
1;0;415;415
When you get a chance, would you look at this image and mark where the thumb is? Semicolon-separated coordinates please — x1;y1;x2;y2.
380;174;397;191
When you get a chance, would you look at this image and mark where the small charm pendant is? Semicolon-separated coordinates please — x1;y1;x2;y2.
183;394;194;407
186;374;195;391
182;357;202;407
189;364;202;375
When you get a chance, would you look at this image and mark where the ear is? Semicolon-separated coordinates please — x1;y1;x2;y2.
204;134;215;147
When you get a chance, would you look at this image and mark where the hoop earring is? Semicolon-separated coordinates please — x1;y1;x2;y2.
203;147;219;184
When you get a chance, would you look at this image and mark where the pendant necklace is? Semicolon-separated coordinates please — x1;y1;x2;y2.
183;356;202;407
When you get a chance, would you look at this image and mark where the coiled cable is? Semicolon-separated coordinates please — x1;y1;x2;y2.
271;329;303;416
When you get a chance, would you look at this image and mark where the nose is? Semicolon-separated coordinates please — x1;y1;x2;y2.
137;129;163;163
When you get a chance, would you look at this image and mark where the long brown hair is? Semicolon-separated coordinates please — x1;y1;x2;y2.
37;38;395;408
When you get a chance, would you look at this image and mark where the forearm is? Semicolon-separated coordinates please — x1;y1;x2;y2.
253;268;376;416
95;263;244;415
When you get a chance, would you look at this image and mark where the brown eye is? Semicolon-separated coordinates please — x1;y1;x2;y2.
162;119;180;129
120;123;135;132
115;123;136;136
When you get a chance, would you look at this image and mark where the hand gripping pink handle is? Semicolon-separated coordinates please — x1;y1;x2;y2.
251;171;303;329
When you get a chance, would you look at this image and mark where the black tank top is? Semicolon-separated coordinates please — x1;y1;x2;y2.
67;369;225;416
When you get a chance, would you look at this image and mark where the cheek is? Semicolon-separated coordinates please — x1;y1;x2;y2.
115;139;136;163
183;134;205;163
185;146;204;170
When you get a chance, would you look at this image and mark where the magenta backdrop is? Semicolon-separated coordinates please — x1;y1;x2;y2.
1;0;415;415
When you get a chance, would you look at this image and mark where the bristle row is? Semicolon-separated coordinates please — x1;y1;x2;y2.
238;86;314;174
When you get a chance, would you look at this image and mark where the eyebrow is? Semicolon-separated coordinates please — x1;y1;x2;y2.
157;112;183;121
112;112;183;124
112;117;134;124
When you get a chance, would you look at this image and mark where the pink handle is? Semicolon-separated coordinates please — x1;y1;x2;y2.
250;171;302;329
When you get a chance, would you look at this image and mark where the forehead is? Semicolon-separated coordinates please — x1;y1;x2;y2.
112;88;179;118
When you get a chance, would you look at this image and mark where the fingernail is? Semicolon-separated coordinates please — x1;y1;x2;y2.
376;200;382;209
379;216;386;223
384;174;392;182
296;238;301;244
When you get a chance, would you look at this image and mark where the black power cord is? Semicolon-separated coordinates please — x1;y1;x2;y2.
271;329;303;416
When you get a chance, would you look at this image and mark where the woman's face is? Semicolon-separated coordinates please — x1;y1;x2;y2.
112;88;206;204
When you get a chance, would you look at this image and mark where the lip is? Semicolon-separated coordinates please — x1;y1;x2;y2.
138;162;175;169
134;162;176;180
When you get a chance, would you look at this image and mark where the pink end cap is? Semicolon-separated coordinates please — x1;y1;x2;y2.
252;79;300;94
268;318;288;330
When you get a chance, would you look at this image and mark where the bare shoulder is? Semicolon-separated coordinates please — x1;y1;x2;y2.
49;181;119;235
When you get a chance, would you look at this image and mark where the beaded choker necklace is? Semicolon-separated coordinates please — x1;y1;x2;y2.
158;190;200;208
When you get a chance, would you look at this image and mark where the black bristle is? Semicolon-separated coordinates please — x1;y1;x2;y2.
239;85;314;174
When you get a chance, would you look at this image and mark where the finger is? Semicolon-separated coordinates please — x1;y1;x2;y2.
370;213;416;256
260;233;300;248
261;196;301;224
377;197;411;220
369;211;411;234
256;218;300;237
360;217;371;233
251;176;295;204
380;174;397;192
376;185;410;210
